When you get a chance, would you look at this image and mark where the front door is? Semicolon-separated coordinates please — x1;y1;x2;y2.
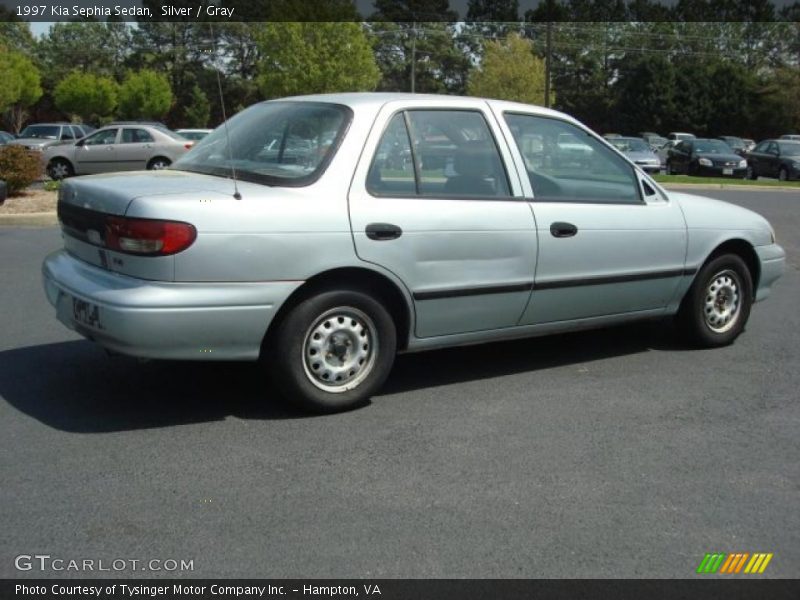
348;100;537;338
74;128;119;175
496;110;687;325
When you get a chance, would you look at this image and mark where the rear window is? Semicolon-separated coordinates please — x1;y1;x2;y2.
174;101;352;186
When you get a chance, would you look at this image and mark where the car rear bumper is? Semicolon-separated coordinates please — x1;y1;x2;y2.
42;250;302;360
754;243;786;302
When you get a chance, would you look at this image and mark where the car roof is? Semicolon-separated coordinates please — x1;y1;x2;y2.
275;92;570;120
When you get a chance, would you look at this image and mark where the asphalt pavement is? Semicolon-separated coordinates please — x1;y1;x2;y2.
1;188;798;578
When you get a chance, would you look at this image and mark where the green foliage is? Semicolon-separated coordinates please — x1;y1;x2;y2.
54;72;119;123
43;179;62;192
37;21;131;86
118;70;174;120
467;34;549;105
0;146;43;195
0;50;43;132
614;55;675;133
256;23;380;98
184;85;210;128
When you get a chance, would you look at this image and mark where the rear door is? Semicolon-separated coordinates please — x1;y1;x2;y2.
348;99;537;338
74;128;119;174
117;128;155;170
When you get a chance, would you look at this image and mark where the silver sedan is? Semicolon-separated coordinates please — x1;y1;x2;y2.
43;124;193;180
42;93;785;413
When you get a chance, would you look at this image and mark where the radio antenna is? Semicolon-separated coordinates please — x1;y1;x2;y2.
210;22;241;200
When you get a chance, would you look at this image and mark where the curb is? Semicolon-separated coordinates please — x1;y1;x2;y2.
0;212;58;227
660;183;800;193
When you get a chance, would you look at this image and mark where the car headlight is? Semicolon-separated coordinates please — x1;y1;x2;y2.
738;160;747;168
698;158;712;167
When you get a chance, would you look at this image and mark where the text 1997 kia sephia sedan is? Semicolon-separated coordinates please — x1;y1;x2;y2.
43;94;786;413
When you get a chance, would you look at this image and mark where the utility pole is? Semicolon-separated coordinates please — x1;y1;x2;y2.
544;21;552;108
410;21;416;94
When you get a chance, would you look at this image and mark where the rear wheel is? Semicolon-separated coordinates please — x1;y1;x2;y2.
147;157;171;170
265;288;397;413
47;158;73;180
677;254;753;347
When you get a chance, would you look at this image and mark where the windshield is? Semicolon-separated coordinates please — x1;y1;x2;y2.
694;140;733;154
174;101;351;186
610;138;649;152
722;137;744;149
20;125;60;139
779;142;800;156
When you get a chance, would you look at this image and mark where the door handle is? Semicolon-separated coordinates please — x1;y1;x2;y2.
550;222;578;238
366;223;403;241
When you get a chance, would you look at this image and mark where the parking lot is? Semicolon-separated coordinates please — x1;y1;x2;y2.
0;187;797;579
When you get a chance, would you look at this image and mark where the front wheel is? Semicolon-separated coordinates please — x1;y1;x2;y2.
746;165;757;180
48;158;73;180
677;254;753;347
778;167;788;182
265;289;397;413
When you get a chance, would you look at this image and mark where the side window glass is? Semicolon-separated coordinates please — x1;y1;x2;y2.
406;110;510;198
84;129;118;146
366;113;415;196
504;113;640;204
60;127;75;140
121;129;154;143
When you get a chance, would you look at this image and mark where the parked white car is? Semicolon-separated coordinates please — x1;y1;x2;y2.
43;124;194;179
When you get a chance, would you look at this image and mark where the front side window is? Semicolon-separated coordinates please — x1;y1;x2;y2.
753;141;770;153
367;110;511;199
83;129;118;146
504;113;640;204
174;101;351;186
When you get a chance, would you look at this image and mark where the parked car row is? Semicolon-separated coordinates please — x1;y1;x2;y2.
603;130;800;180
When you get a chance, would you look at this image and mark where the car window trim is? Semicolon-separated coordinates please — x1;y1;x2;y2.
502;111;644;206
366;107;519;202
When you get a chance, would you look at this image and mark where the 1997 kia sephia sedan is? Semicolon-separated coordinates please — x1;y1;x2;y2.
43;94;786;413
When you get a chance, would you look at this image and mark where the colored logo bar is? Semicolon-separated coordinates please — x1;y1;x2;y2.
697;553;773;574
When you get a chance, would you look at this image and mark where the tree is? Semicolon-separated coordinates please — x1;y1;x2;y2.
368;1;469;94
53;72;118;124
255;22;380;98
0;51;43;133
118;70;173;120
467;33;549;104
37;21;131;87
184;85;211;127
613;54;675;134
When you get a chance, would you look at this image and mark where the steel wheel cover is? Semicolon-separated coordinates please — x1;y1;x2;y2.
703;269;742;333
302;306;378;393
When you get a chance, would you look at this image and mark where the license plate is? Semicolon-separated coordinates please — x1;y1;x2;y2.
72;297;103;330
723;168;733;175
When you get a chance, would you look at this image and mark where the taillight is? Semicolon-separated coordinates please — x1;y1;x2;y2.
105;216;196;256
184;142;194;149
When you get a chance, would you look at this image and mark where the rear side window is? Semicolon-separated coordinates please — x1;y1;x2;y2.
367;110;511;199
121;129;154;143
504;113;641;204
84;129;118;146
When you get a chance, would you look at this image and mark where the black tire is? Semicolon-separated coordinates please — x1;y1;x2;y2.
778;167;788;182
665;161;674;175
147;157;171;170
746;165;757;180
265;288;397;413
677;253;753;348
47;158;73;180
